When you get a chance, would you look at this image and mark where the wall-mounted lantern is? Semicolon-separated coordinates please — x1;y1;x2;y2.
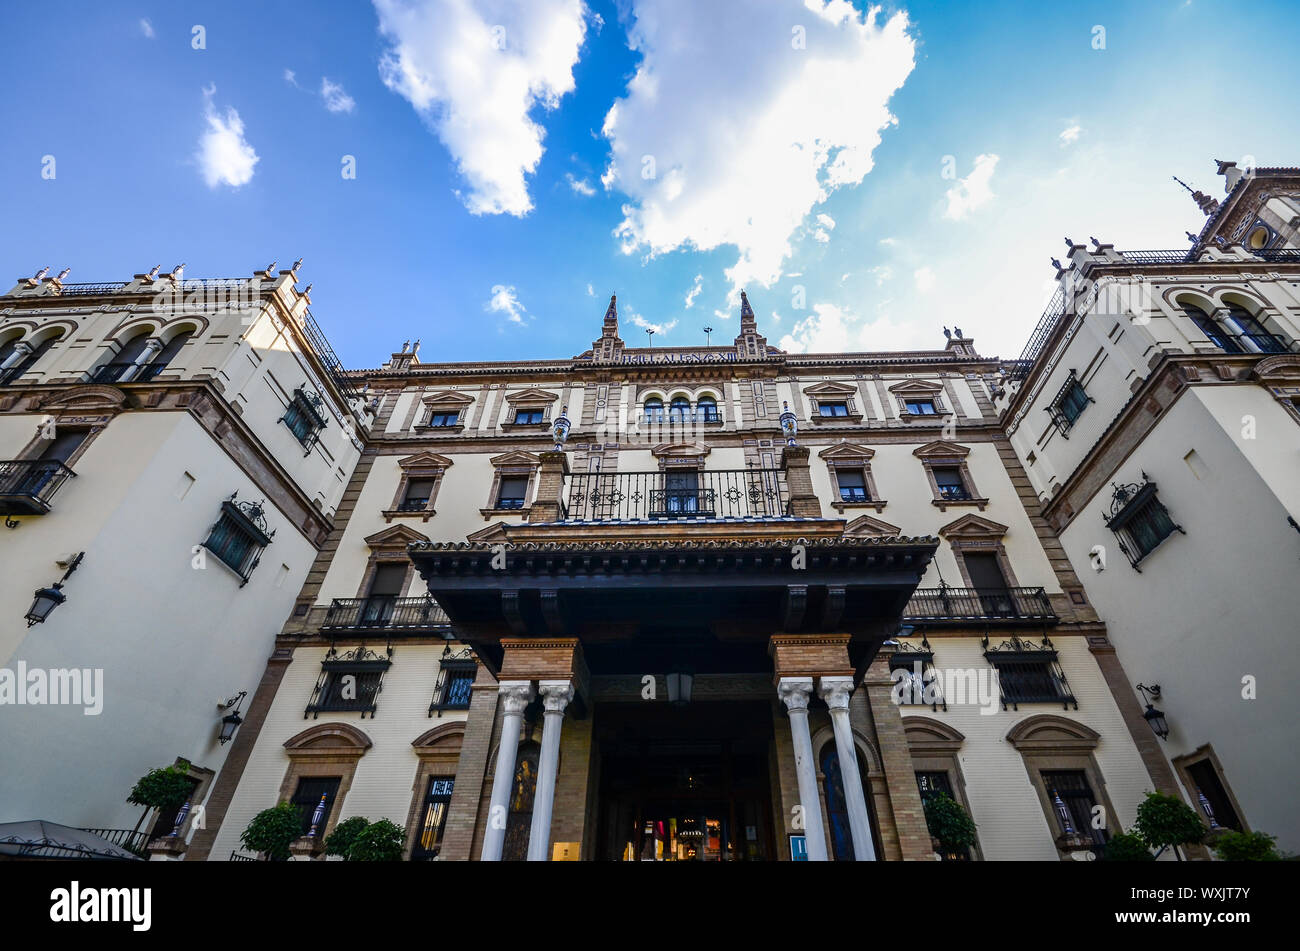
218;690;247;745
1136;683;1169;740
666;666;694;707
25;552;84;627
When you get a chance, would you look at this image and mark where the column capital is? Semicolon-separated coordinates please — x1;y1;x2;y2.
12;341;34;355
538;679;575;714
818;675;855;712
777;676;815;712
498;680;535;716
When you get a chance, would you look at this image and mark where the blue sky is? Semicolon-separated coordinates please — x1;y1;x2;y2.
2;0;1298;368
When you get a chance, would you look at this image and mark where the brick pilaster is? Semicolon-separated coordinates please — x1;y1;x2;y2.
439;664;499;861
186;648;294;861
861;650;936;860
526;450;569;522
781;445;822;518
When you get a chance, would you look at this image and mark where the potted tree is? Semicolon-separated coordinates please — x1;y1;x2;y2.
126;760;194;854
324;817;405;861
240;802;304;861
323;816;370;861
1132;791;1205;861
922;792;978;860
1100;831;1155;861
1211;830;1282;861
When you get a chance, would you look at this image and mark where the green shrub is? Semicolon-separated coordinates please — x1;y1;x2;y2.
323;816;370;859
347;819;405;862
1133;791;1204;856
240;802;303;861
1212;830;1280;862
126;761;193;812
1102;832;1155;861
922;792;978;853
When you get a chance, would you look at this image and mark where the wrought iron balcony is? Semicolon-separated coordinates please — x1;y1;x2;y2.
0;459;75;515
78;828;156;858
904;585;1057;624
562;468;789;521
321;596;449;632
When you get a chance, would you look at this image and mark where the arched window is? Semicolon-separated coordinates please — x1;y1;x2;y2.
1181;305;1241;353
644;397;664;423
820;744;872;861
501;741;539;861
92;331;153;383
1;332;63;385
139;330;193;380
1223;305;1284;353
669;396;690;422
0;336;21;366
696;395;719;422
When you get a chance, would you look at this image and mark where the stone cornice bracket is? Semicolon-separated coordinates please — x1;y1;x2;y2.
777;676;814;712
497;681;535;716
818;675;855;711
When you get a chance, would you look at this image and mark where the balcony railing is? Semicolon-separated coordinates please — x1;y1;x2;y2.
80;828;156;858
904;585;1057;623
321;596;449;632
563;468;790;521
0;459;75;515
1203;331;1300;355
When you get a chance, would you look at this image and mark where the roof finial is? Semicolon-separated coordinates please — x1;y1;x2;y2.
740;289;754;321
1173;175;1220;215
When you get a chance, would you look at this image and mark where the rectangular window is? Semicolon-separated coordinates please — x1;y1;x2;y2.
281;389;327;450
412;777;455;860
1185;759;1243;832
964;553;1015;616
905;399;937;415
1058;379;1090;425
314;667;384;714
1041;769;1109;854
1106;480;1181;567
513;409;544;424
836;468;868;501
932;467;970;501
433;661;476;713
290;776;342;838
427;411;459;427
360;563;406;625
985;641;1076;709
496;475;529;509
818;400;849;417
202;500;272;585
889;651;943;708
399;478;436;511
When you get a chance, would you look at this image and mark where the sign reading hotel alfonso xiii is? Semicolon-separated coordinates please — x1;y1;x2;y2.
590;350;746;364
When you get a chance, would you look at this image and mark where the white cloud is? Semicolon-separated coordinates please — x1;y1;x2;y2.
586;282;595;296
816;213;836;230
487;284;528;324
566;172;596;196
684;273;703;308
284;68;300;88
603;0;916;294
631;313;677;335
321;77;356;114
870;265;892;285
195;86;259;189
943;153;999;220
812;228;832;244
878;236;897;246
139;18;154;38
374;0;590;216
778;301;932;354
1059;123;1082;146
913;266;936;292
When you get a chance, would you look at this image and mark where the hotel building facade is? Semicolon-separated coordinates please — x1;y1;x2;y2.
3;161;1297;861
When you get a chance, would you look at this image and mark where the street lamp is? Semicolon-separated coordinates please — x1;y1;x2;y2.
1136;683;1169;740
25;552;84;627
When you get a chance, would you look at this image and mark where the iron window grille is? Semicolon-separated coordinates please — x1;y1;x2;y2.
429;647;476;716
412;777;455;859
983;635;1076;710
201;494;274;586
305;644;393;718
1046;371;1093;436
279;387;328;454
1103;473;1184;569
890;639;946;711
1042;769;1109;856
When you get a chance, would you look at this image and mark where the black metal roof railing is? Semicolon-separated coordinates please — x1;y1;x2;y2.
1008;285;1066;385
302;308;359;403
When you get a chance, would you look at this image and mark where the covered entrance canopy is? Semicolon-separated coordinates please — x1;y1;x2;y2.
408;526;939;678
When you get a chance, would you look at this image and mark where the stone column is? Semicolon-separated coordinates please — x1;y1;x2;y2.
0;341;31;371
778;677;828;861
527;450;570;522
528;680;574;860
480;681;534;861
118;337;163;382
819;676;876;861
781;446;822;517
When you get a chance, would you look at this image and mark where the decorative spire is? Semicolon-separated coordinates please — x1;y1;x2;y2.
604;293;618;327
1173;176;1220;216
740;289;755;324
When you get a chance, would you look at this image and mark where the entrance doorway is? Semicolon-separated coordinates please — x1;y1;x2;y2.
595;701;776;861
